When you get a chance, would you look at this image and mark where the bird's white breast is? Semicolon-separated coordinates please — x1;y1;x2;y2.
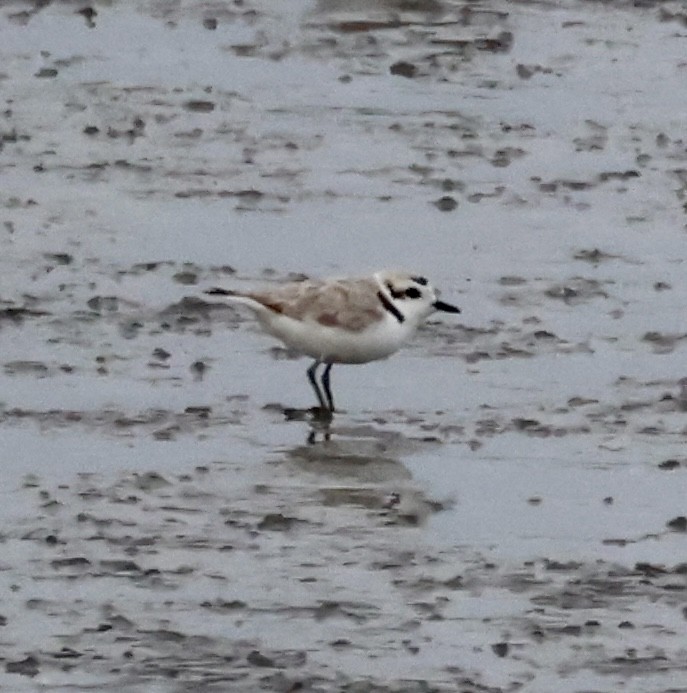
256;310;415;364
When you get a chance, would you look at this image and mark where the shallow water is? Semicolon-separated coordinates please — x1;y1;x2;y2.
2;0;687;690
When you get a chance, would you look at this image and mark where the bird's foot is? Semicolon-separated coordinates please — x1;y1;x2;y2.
311;405;334;422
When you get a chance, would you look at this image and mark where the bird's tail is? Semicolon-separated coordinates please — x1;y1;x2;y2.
204;288;273;314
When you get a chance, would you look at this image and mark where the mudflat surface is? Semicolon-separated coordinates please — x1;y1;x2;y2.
2;1;687;691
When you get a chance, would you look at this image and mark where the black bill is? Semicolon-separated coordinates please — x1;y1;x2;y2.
433;300;460;314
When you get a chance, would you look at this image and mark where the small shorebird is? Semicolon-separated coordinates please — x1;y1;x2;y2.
205;270;460;414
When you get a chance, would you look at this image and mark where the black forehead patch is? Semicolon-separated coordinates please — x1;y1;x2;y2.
411;276;428;286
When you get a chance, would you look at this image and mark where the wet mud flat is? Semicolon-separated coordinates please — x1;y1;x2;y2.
2;0;687;690
5;424;687;693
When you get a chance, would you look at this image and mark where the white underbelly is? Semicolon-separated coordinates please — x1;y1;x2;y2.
260;314;410;364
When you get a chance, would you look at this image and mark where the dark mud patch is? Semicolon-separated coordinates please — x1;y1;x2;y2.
0;406;246;438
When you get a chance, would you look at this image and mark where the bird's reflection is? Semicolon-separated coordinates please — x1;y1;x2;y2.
274;419;445;526
280;405;334;442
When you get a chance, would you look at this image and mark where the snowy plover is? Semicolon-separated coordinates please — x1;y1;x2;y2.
205;270;460;413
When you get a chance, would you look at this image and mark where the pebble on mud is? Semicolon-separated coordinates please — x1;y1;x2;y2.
247;650;275;668
190;360;207;380
390;61;418;78
76;7;97;28
184;100;215;113
257;513;298;531
173;271;198;285
492;642;509;657
34;68;58;78
433;196;458;212
51;557;91;569
667;516;687;532
44;252;73;265
5;656;39;677
87;296;119;312
184;406;211;418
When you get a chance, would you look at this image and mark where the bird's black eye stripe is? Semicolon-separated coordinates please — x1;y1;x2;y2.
411;276;428;286
405;287;421;299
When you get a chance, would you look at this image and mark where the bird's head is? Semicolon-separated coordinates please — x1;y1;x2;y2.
373;270;460;325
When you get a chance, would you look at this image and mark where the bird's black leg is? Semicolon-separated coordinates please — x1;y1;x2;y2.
307;361;327;410
321;363;334;412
